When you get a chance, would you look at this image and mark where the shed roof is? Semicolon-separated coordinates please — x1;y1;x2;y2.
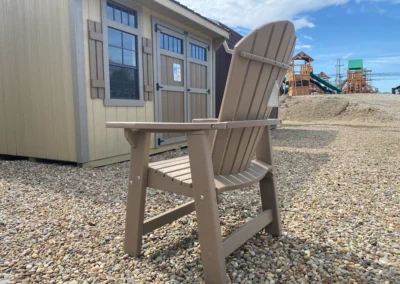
216;22;243;49
170;1;230;33
133;0;229;39
348;59;363;70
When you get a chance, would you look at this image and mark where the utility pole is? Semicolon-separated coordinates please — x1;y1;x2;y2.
335;58;343;86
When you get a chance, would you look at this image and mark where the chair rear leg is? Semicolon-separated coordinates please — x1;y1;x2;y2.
257;127;282;237
124;131;151;256
260;172;282;236
188;132;227;284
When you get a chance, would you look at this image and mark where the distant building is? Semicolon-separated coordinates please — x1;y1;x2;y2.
392;85;400;94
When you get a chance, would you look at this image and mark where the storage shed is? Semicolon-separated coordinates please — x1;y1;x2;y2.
0;0;229;167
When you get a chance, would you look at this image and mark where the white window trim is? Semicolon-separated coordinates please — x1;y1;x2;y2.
101;0;144;107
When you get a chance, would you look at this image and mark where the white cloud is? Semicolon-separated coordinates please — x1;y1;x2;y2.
303;35;313;41
295;44;312;50
292;17;315;29
342;53;353;59
177;0;349;30
378;8;387;13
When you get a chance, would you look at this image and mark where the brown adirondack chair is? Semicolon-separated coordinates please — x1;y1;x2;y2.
107;20;296;283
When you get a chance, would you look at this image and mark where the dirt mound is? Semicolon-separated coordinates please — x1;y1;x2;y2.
279;94;400;124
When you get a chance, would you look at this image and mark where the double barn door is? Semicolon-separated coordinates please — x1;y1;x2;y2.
154;23;210;146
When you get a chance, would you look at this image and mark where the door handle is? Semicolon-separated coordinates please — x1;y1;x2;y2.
156;83;164;91
157;138;165;146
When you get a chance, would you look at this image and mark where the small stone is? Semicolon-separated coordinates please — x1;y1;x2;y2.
265;272;274;278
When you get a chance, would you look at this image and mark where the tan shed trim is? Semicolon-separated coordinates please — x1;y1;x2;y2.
88;19;105;99
142;37;154;101
69;0;90;163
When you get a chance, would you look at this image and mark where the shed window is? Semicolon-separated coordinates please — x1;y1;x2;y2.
160;33;183;54
107;1;137;28
108;27;139;100
190;43;207;61
104;0;143;106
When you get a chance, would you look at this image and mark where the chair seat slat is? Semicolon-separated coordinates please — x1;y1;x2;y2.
158;163;191;175
150;157;189;170
148;156;272;193
150;156;189;167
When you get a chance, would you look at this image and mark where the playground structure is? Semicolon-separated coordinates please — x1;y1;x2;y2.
286;51;341;96
340;60;377;93
284;52;378;96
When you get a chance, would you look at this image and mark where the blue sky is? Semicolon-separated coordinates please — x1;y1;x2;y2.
179;0;400;92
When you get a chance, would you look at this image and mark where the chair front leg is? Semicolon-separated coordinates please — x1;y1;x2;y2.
124;130;151;256
187;131;227;284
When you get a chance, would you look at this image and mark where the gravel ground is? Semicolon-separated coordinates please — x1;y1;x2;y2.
279;94;400;124
1;123;399;284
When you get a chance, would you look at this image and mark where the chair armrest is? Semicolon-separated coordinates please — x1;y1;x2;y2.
106;119;281;133
193;119;219;144
106;122;224;133
192;118;219;123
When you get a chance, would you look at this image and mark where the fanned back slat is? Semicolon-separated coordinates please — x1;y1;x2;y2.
211;21;296;175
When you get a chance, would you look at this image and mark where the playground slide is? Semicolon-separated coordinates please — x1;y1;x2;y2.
310;72;341;94
310;79;333;94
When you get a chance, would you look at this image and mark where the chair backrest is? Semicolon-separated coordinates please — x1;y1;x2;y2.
211;21;296;175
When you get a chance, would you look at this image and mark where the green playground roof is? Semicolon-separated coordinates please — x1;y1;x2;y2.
348;59;363;70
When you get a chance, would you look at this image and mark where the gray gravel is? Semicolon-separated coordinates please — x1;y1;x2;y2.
1;124;399;283
280;94;400;124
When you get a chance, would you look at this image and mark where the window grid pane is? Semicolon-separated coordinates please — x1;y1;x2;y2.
108;27;122;47
109;65;139;100
160;32;183;54
114;7;121;22
160;33;164;49
163;34;168;50
107;3;114;20
107;1;137;28
122;10;129;25
108;26;139;100
190;43;207;61
128;14;135;27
